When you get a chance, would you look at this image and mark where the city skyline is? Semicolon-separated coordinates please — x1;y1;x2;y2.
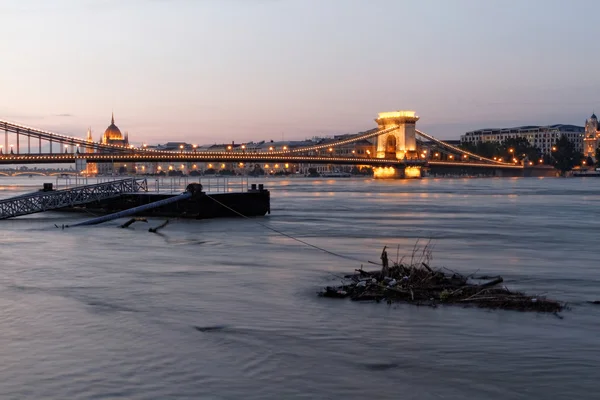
1;0;598;145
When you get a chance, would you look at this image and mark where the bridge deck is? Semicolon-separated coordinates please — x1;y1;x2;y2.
0;178;148;219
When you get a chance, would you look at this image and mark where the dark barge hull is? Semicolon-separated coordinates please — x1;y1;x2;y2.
67;189;270;219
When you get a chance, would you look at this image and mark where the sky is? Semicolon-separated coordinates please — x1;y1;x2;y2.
0;0;598;145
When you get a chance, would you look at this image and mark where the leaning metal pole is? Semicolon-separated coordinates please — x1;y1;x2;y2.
68;192;192;227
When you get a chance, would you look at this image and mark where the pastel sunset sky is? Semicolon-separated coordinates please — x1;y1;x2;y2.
0;0;598;145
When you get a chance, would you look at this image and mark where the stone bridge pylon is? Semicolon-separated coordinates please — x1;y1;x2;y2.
375;111;419;160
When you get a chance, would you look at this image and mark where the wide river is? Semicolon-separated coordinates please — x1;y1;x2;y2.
0;176;598;399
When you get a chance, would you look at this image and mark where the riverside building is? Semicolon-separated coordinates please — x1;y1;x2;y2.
461;124;584;155
583;113;600;160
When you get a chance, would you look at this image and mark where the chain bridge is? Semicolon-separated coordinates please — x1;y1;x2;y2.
0;111;523;178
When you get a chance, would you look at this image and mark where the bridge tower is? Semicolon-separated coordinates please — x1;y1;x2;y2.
375;111;419;160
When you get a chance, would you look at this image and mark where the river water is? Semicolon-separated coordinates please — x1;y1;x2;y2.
0;176;598;399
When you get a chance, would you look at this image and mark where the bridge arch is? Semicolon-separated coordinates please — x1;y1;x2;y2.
385;135;397;158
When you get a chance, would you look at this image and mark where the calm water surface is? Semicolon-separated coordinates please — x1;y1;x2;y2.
1;176;599;399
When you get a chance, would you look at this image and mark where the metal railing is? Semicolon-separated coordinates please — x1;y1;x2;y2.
152;176;250;194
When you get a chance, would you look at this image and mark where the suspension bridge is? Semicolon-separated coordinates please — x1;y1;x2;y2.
0;111;523;178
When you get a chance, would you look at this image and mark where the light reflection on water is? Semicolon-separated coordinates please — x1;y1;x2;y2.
0;176;599;399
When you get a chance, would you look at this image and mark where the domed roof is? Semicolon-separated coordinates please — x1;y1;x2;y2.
103;113;123;141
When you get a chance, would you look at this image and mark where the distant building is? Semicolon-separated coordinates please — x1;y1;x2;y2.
583;113;600;160
461;124;584;155
96;113;133;175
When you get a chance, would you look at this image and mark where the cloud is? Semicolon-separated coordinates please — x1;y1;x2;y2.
54;113;74;117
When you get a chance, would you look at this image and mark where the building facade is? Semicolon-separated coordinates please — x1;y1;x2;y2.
461;124;584;155
583;113;600;160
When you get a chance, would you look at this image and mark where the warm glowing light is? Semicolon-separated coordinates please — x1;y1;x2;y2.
374;167;396;179
221;163;225;169
366;150;371;154
180;164;185;169
493;157;497;160
168;165;173;170
583;161;587;165
421;154;426;158
552;146;557;151
434;153;439;157
193;164;197;169
284;163;289;168
239;162;244;167
449;155;454;159
352;150;356;154
404;166;421;179
283;146;288;150
143;143;148;148
423;150;427;154
157;166;162;170
269;146;274;151
529;161;533;166
180;145;184;149
241;144;246;150
539;159;543;163
227;145;232;150
378;111;417;119
208;164;213;168
265;164;269;168
328;148;333;152
274;164;279;168
509;148;514;153
463;154;467;159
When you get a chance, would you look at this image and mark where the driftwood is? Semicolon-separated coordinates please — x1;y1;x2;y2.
149;219;169;233
120;217;148;228
320;247;564;314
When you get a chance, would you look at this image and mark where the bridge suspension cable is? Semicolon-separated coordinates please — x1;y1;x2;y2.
416;129;517;166
0;118;145;153
269;126;399;155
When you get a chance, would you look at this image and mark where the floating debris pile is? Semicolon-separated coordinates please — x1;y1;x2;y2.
320;247;564;313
